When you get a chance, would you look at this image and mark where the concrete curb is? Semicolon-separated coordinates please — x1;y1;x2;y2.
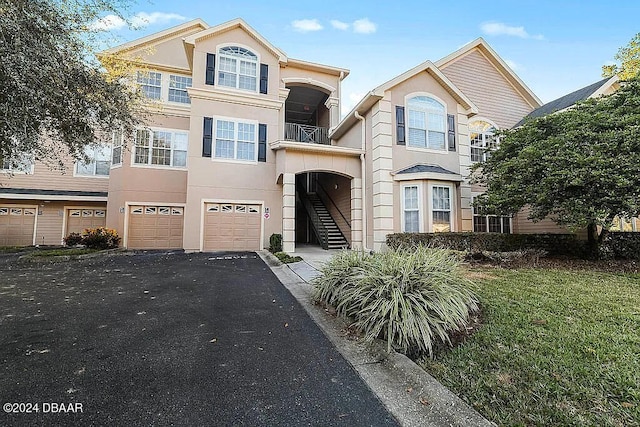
258;250;495;427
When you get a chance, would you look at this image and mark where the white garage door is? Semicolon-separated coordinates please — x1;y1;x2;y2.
128;205;184;249
66;208;107;235
203;203;262;251
0;206;36;246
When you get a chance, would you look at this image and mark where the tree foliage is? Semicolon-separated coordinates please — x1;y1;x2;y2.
602;33;640;79
0;0;141;169
471;77;640;255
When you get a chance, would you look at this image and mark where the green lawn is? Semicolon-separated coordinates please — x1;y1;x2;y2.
422;267;640;427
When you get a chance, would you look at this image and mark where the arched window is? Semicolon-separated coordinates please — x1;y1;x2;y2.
407;96;446;150
469;120;497;162
217;46;258;91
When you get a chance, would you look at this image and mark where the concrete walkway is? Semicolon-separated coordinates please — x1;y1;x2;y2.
261;247;495;427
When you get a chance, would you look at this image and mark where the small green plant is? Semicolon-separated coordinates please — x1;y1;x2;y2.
313;247;478;356
63;232;83;246
269;233;283;253
273;251;302;263
28;248;97;257
81;227;121;250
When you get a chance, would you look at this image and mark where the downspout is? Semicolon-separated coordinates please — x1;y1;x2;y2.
354;111;370;252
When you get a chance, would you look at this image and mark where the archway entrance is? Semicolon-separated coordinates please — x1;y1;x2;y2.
295;172;352;249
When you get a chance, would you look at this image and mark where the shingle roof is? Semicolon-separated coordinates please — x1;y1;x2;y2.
513;77;611;127
0;188;108;197
395;164;458;175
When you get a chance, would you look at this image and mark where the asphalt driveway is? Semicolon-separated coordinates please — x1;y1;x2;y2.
0;251;398;426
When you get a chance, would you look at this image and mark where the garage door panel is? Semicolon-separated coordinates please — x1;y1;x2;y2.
127;205;184;250
0;206;35;246
66;209;107;236
203;203;261;251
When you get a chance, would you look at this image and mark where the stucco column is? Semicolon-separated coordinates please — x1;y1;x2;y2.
457;105;473;232
371;97;394;251
350;178;363;249
282;172;296;253
325;96;340;131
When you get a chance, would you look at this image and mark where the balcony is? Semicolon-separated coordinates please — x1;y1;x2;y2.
284;123;330;145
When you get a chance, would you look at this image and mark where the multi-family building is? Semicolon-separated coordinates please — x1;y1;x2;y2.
5;17;588;252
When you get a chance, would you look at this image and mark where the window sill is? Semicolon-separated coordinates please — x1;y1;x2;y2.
130;164;188;171
211;158;258;165
405;146;449;154
73;174;110;179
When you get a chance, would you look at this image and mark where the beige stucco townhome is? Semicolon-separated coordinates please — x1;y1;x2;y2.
4;17;583;252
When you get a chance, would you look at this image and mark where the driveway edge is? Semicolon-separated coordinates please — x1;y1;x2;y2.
258;251;495;427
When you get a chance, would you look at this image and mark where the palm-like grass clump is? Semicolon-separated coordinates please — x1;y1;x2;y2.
313;247;478;356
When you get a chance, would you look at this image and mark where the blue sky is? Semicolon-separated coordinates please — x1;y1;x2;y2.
98;0;639;112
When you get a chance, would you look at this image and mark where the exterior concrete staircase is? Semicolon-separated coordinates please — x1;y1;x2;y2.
306;193;348;249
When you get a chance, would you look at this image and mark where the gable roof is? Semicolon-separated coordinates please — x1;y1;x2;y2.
183;18;287;63
513;75;620;127
394;164;458;175
331;60;479;139
436;38;542;109
100;18;209;55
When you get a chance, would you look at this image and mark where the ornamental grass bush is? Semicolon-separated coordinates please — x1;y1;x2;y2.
313;247;478;356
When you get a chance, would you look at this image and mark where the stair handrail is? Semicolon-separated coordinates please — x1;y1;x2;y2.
296;182;329;249
315;181;351;228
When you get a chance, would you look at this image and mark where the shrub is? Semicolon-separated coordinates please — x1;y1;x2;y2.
386;232;587;257
81;227;121;250
269;233;283;253
313;247;478;356
602;232;640;260
63;232;83;247
273;251;303;264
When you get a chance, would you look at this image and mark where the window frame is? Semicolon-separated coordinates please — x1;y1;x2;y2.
216;44;260;93
471;195;512;233
401;183;423;233
469;119;499;163
137;71;162;100
74;144;111;178
168;74;193;104
131;127;189;170
428;183;454;233
212;116;259;164
405;93;448;152
111;130;124;168
1;154;34;175
136;70;193;105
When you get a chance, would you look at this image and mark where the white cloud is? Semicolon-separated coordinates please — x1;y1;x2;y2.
330;20;350;31
90;14;126;31
342;92;365;116
504;59;520;71
480;22;544;40
291;19;323;32
352;18;377;34
90;11;186;31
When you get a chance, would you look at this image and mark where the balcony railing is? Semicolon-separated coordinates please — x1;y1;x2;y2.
284;123;330;145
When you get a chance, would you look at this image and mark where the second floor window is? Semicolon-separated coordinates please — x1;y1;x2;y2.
76;145;111;176
218;46;258;92
215;119;256;161
137;71;162;100
1;154;33;174
407;96;446;150
470;120;498;162
169;75;192;104
134;129;188;168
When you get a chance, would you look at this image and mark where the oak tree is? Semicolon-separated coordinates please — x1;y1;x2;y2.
0;0;141;170
471;77;640;256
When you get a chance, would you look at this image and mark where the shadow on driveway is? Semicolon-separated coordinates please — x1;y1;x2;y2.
0;251;397;426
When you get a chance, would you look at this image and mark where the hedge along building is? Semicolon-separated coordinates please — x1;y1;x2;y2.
1;19;557;252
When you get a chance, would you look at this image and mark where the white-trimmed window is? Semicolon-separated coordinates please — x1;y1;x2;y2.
470;120;498;162
1;154;34;174
610;216;639;232
168;75;192;104
214;119;257;161
111;130;123;166
134;129;188;168
402;185;420;232
472;197;511;233
137;71;162;100
431;185;452;232
76;144;111;177
407;96;446;150
218;46;258;92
